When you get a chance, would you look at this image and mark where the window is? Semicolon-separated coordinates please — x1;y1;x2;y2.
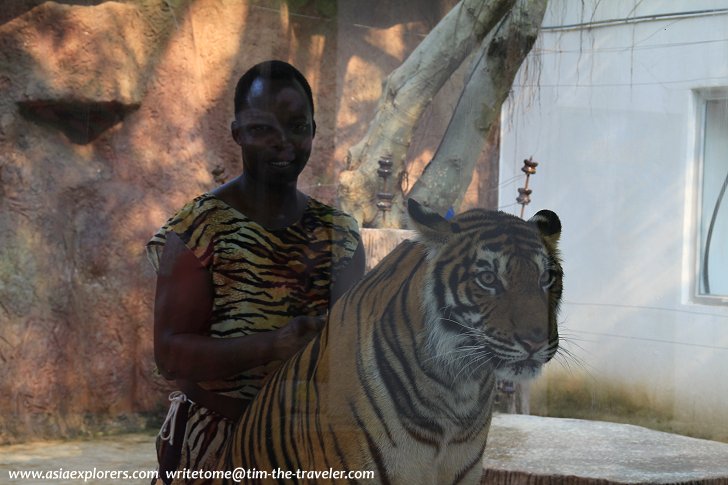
696;95;728;299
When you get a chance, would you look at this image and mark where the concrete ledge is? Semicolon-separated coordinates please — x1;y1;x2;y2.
482;414;728;484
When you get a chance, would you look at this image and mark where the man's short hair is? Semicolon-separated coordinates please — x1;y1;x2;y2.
234;60;315;120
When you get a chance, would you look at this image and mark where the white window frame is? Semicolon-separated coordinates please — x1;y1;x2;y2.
686;87;728;305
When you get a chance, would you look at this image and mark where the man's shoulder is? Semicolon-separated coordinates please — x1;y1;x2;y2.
307;198;359;232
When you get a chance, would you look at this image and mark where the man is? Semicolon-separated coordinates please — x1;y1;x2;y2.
146;60;365;482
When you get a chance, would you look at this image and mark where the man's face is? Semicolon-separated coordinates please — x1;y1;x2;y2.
233;77;314;185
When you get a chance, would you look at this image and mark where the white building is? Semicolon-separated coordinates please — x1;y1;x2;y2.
500;0;728;439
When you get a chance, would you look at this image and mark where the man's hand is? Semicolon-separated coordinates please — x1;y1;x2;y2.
272;316;325;361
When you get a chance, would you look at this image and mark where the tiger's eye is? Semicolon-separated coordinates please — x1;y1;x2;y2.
476;271;498;289
540;269;555;289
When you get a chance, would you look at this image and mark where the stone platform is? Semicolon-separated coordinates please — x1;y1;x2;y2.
2;416;727;484
482;414;728;484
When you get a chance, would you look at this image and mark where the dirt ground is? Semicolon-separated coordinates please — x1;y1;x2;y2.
1;432;159;484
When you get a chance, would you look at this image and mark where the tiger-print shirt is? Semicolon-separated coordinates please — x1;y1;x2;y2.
146;192;361;402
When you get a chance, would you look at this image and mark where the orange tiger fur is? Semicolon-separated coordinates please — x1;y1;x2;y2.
203;200;562;485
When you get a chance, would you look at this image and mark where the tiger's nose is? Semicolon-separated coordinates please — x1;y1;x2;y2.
515;330;548;353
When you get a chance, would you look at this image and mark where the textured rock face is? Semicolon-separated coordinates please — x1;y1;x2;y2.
0;0;187;443
0;0;471;443
6;2;150;104
4;2;152;143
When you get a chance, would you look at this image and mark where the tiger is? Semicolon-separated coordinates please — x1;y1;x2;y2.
205;198;563;485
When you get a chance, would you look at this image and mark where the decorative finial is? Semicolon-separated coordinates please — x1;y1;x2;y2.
376;155;394;223
517;157;538;219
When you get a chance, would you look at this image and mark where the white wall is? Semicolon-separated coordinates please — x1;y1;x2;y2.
500;0;728;433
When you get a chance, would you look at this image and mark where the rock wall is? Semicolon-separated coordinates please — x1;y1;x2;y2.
0;0;492;443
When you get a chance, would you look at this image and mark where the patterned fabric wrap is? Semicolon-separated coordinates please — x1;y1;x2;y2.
146;192;360;473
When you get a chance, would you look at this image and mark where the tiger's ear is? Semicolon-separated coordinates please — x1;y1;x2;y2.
529;210;561;246
407;199;457;248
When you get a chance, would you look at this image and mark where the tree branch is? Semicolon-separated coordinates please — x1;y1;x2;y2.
337;0;517;228
405;0;548;219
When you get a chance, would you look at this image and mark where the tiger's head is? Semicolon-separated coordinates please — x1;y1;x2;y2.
408;199;563;382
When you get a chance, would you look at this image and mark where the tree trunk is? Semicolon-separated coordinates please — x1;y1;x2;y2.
406;0;548;218
337;0;517;228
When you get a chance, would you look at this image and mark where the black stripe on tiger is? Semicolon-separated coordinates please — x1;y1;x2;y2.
349;401;389;485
